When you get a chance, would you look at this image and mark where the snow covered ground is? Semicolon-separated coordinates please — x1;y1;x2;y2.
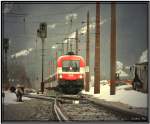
3;91;31;105
3;80;147;108
82;79;147;108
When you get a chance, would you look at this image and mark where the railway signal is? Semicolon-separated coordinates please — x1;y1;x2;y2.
40;23;47;38
94;2;100;94
110;3;116;95
37;22;47;94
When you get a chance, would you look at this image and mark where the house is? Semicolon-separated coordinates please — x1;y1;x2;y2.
134;62;148;93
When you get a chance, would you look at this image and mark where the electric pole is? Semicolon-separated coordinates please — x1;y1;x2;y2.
50;59;53;74
64;38;70;53
70;43;73;52
3;38;9;89
50;59;52;75
62;43;64;55
85;11;90;92
66;40;69;53
94;2;100;94
2;38;9;122
110;3;116;95
56;43;64;55
75;29;79;55
64;38;76;53
52;59;55;74
56;42;68;55
55;50;58;72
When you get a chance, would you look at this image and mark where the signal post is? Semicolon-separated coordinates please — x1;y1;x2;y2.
37;22;47;94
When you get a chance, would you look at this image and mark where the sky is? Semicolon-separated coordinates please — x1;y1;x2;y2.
3;2;148;83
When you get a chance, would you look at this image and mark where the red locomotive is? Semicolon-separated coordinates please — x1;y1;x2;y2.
56;52;86;94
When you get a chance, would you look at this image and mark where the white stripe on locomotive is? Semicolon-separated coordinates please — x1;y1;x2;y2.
57;67;85;74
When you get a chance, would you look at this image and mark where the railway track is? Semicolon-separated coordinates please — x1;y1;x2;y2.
24;93;147;121
24;94;69;121
55;94;147;121
54;97;69;121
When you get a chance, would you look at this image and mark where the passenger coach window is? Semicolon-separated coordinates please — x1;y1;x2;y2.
62;60;80;72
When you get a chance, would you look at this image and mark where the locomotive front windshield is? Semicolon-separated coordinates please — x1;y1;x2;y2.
62;60;80;72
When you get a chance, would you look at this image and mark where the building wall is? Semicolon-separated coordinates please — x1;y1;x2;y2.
135;62;148;93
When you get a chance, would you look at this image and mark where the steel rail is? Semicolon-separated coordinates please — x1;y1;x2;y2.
23;94;55;101
54;98;69;121
24;94;69;121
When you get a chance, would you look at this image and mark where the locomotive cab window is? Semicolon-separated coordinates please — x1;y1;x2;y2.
62;60;80;72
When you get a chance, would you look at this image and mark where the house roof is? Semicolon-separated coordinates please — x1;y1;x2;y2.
135;61;148;65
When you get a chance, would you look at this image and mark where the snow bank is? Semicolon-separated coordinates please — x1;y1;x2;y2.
116;61;123;70
82;80;147;108
3;91;31;105
29;92;37;95
139;49;147;63
116;69;128;77
116;61;129;79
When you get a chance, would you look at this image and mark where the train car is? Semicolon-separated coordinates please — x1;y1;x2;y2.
56;52;86;94
131;62;148;93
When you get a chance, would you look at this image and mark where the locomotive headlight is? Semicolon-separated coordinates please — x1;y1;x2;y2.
79;75;83;79
59;74;62;79
69;66;72;70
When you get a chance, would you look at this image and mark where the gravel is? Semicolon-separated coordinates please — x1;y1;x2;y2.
62;101;131;121
3;98;57;121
